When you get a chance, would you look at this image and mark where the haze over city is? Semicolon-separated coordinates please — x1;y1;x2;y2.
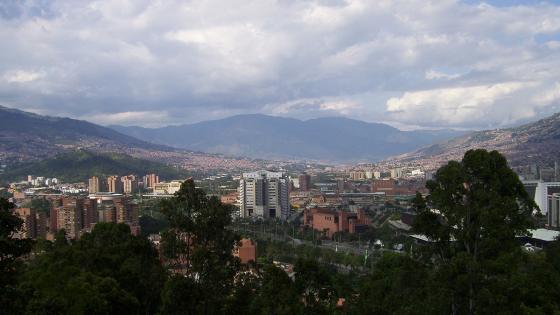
1;0;560;129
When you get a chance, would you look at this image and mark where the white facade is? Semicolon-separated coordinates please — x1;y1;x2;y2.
549;193;560;228
153;181;182;195
239;171;290;220
523;180;560;215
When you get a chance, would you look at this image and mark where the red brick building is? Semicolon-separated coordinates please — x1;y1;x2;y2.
234;238;257;265
304;208;371;238
372;179;397;194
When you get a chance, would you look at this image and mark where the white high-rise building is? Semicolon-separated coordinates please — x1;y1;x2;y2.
523;180;560;216
239;171;290;220
548;193;560;228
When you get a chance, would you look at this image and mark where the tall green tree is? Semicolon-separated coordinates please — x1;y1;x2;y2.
350;253;442;315
0;198;33;314
248;265;303;315
294;258;337;314
413;149;536;314
159;179;240;314
19;223;164;315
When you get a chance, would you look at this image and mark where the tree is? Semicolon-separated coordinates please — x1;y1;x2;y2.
294;258;337;314
350;253;440;315
248;265;303;315
19;223;164;315
413;149;536;314
0;198;33;314
159;179;240;314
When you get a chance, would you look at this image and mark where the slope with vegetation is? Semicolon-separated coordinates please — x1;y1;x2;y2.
392;111;560;168
0;106;290;173
0;150;191;183
0;105;167;164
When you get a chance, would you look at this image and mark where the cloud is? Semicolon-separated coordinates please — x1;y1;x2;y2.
0;0;560;129
262;97;361;120
386;82;542;128
3;70;45;83
425;70;462;80
534;82;560;106
85;111;171;128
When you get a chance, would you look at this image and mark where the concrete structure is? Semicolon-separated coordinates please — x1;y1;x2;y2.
349;171;366;181
299;173;311;192
143;173;160;189
234;238;257;265
107;175;124;194
82;198;98;231
88;193;140;235
390;167;403;179
372;179;397;194
290;178;300;190
154;181;182;195
57;197;84;239
520;229;560;248
239;171;290;219
548;193;560;229
88;176;101;194
523;180;560;215
121;175;138;194
303;208;371;238
14;208;36;239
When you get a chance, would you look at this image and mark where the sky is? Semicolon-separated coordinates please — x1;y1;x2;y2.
1;0;560;129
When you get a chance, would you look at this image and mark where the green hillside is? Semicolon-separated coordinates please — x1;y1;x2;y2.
0;150;191;183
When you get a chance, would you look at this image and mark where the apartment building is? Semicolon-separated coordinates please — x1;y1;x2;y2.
239;170;290;220
88;176;101;194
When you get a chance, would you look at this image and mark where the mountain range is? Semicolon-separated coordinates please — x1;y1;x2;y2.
110;114;465;162
0;105;167;164
4;104;560;171
0;106;264;175
389;112;560;169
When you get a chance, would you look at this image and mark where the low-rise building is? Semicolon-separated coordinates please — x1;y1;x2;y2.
234;238;257;265
154;181;183;195
303;207;371;238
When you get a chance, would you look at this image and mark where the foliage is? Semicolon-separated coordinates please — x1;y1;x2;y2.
294;258;338;314
159;179;240;314
248;264;303;315
18;223;165;315
412;149;537;314
139;215;168;236
350;253;441;315
0;198;33;314
3;157;560;315
2;150;191;183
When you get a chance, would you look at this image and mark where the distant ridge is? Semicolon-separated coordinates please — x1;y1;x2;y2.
0;105;171;164
111;114;465;162
0;106;278;174
389;112;560;168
